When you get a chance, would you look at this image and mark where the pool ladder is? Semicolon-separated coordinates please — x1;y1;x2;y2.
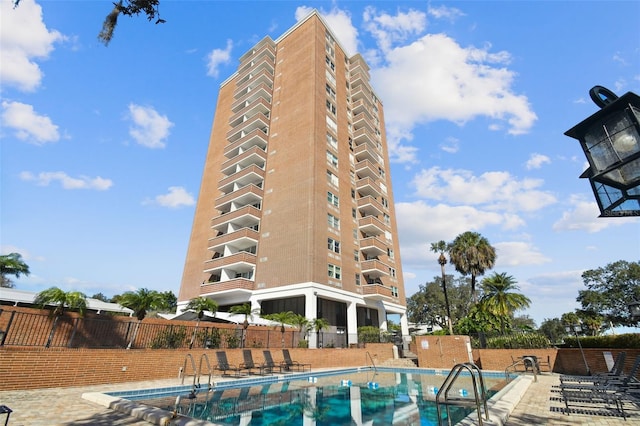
180;353;214;392
435;362;489;426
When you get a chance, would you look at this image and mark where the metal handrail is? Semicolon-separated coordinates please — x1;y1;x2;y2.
180;354;197;389
436;362;489;426
505;357;538;383
366;351;377;372
198;353;213;390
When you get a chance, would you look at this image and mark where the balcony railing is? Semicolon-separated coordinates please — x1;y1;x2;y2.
224;128;268;159
215;183;263;211
210;205;262;231
203;251;257;273
207;227;259;252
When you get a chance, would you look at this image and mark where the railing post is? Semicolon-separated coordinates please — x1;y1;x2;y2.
0;311;15;346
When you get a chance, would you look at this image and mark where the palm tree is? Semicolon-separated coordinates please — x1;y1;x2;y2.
34;286;87;347
184;297;218;349
311;317;330;348
291;313;310;345
0;252;30;288
430;240;453;335
229;303;260;348
480;272;531;334
447;231;496;304
263;311;296;348
116;288;164;349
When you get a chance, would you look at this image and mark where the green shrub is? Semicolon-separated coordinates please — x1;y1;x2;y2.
151;325;188;349
563;333;640;349
484;333;550;349
358;326;386;343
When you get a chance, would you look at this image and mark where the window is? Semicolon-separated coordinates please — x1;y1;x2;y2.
325;56;335;72
328;264;341;279
326;116;337;132
326;84;336;100
391;286;399;297
327;170;339;187
355;273;361;286
328;238;340;253
389;267;396;278
327;191;339;207
328;213;340;229
326;70;336;86
325;31;335;45
352;208;357;219
325;42;335;58
378;167;386;178
383;213;390;225
381;198;389;208
326;100;336;115
327;132;338;149
387;248;394;260
326;150;338;167
354;250;359;261
351;189;356;199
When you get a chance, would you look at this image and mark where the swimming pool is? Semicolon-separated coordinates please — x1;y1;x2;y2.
92;367;524;426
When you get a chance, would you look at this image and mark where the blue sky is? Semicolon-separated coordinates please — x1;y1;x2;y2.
2;0;639;328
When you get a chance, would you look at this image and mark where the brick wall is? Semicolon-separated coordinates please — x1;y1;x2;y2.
412;335;474;369
0;343;394;391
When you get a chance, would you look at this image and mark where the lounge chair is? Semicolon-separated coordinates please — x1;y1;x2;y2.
560;354;639;389
263;350;285;373
281;349;311;372
240;349;272;375
560;351;626;384
214;351;247;377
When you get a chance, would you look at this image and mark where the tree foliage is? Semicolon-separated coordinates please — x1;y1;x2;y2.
98;0;164;45
576;260;640;327
0;252;30;288
406;276;472;330
447;231;496;303
34;286;87;316
185;297;218;320
115;288;164;321
480;272;531;334
538;318;567;344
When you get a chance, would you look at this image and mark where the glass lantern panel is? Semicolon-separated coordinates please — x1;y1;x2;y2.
583;110;640;173
598;157;640;187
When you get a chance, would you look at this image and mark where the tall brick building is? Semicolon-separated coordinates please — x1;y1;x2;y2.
178;11;407;347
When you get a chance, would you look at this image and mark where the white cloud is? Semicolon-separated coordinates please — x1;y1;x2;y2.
206;39;233;78
363;6;426;53
127;103;173;149
412;167;557;212
553;196;638;232
0;0;65;92
145;186;195;208
19;171;113;190
440;137;459;153
1;100;59;144
427;5;465;22
525;153;551;170
494;241;551;267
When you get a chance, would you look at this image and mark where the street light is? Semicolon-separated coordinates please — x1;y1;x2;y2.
564;86;640;217
565;322;591;376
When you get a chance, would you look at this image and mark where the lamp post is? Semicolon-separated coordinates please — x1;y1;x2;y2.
565;322;591;376
564;86;640;217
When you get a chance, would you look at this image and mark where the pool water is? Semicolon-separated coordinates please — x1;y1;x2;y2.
113;368;506;426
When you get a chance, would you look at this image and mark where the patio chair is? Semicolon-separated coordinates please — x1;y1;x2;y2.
263;350;285;373
560;353;638;389
560;351;626;384
241;349;272;375
281;349;311;372
214;351;247;377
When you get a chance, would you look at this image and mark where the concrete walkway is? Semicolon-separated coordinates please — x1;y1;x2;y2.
0;374;635;425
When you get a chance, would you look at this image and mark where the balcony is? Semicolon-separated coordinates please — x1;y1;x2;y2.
358;215;386;236
208;227;259;252
201;278;255;293
231;83;273;113
352;98;373;119
352;84;373;105
353;112;375;134
215;183;263;211
221;145;267;176
211;205;261;232
229;96;271;127
224;128;268;159
238;39;276;67
355;159;379;180
356;177;381;198
357;195;384;217
359;236;387;256
362;283;395;301
354;141;380;164
203;251;256;274
233;68;274;99
236;55;275;85
218;164;265;193
353;126;377;147
360;259;390;278
226;113;270;143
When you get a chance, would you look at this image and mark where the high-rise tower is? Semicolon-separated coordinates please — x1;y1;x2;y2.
179;11;408;347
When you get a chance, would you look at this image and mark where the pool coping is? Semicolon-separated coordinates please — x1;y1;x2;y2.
82;366;533;426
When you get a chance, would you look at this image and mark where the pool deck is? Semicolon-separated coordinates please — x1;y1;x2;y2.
0;372;635;425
